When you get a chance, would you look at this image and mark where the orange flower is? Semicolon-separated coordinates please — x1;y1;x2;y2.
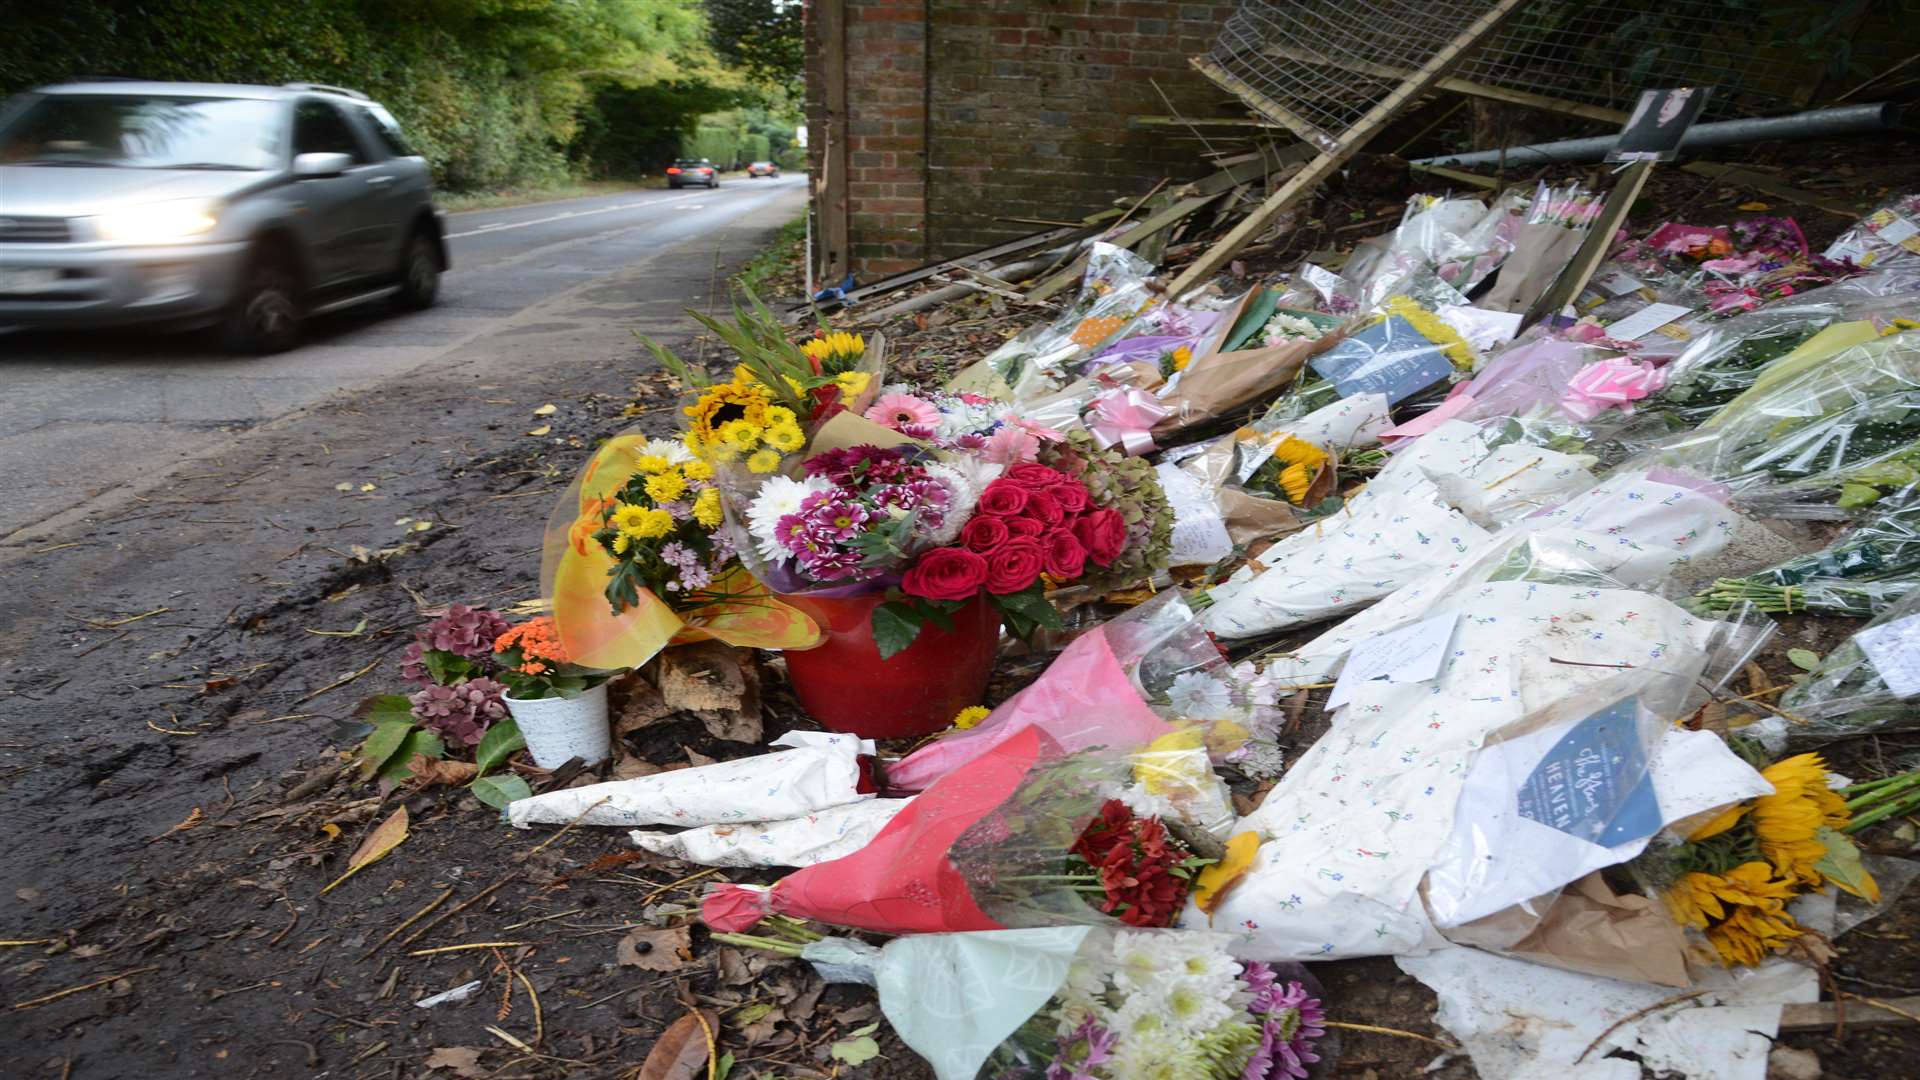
496;616;570;666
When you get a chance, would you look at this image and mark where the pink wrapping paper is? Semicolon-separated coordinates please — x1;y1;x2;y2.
884;628;1171;793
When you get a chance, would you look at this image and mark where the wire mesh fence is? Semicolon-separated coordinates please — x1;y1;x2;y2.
1205;0;1858;148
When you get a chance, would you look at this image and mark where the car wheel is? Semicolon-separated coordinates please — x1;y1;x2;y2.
220;245;301;355
394;230;440;311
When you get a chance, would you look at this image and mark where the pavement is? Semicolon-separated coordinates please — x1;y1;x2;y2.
0;174;807;540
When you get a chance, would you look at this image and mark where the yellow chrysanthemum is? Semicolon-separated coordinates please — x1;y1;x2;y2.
1278;461;1314;504
720;419;762;450
681;459;714;481
765;423;805;452
645;470;688;503
693;487;724;529
952;705;991;730
1134;726;1213;799
634;453;671;475
620;507;674;540
610;503;652;534
835;370;871;396
766;405;797;427
1707;904;1802;966
747;448;783;474
611;533;631;555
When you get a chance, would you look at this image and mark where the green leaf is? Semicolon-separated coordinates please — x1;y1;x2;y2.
379;728;445;782
714;1051;735;1080
993;586;1063;635
1787;648;1823;672
474;719;525;777
469;774;534;810
423;650;477;686
354;693;416;726
830;1023;881;1067
1220;286;1279;354
1814;826;1879;901
358;719;418;778
871;602;926;660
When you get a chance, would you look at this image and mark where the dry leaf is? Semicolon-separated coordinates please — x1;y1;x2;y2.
319;823;342;841
321;807;408;894
527;425;552;437
423;1047;487;1077
1737;201;1771;211
412;521;433;532
533;403;557;416
684;748;717;768
636;1009;716;1080
359;482;377;492
616;925;698;971
334;482;354;492
409;756;479;787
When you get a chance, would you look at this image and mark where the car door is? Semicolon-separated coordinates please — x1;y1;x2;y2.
288;99;377;289
346;102;428;280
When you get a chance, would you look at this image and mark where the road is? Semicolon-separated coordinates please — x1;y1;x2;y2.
0;174;807;540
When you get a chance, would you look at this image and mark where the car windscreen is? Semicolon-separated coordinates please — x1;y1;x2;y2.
0;95;283;170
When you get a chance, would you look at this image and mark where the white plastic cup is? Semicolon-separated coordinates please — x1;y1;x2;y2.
502;683;611;769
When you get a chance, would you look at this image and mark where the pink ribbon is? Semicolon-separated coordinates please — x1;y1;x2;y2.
1087;387;1173;455
1558;357;1668;422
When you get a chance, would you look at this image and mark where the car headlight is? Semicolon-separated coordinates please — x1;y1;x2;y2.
96;200;219;244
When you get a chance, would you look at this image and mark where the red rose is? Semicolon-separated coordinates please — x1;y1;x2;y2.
960;515;1010;554
1051;478;1092;514
1005;462;1066;489
984;539;1045;594
977;480;1029;517
1043;530;1087;580
1005;516;1045;538
1073;509;1127;567
1024;489;1063;526
901;547;988;602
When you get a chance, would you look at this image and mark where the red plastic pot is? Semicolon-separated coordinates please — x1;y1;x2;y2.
779;592;1001;740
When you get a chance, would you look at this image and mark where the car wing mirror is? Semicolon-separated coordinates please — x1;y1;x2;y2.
292;152;352;179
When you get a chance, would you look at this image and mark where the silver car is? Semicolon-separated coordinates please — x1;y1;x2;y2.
0;80;446;353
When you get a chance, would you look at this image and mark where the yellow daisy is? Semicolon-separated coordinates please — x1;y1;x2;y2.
952;705;990;730
634;453;671;475
681;459;714;481
747;448;783;474
610;503;652;534
720;419;762;450
645;471;687;503
765;423;805;452
621;507;674;540
766;406;797;427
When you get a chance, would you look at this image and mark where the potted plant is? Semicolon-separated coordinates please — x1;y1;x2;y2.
493;616;617;768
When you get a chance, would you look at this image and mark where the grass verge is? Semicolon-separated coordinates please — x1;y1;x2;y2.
440;178;664;213
733;214;809;299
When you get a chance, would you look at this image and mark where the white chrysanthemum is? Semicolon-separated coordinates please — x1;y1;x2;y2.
641;437;694;464
1103;1012;1211;1080
1112;781;1181;824
922;461;985;545
1109;930;1188;998
1053;956;1118;1037
746;474;829;561
1165;670;1237;720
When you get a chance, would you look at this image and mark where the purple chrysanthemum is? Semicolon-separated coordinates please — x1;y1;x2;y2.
1045;1016;1116;1080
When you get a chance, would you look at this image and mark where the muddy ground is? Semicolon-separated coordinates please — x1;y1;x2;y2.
4;140;1920;1080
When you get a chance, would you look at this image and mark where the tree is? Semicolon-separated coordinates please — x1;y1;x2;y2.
703;0;805;85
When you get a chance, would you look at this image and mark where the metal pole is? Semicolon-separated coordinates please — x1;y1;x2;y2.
1414;102;1905;170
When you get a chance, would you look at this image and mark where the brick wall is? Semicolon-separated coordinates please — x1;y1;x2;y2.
810;0;1238;282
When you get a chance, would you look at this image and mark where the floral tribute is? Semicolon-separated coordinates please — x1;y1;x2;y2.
584;439;736;615
492;615;612;700
1066;799;1211;927
1646;752;1878;966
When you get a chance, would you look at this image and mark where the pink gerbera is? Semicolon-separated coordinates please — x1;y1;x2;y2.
864;392;940;431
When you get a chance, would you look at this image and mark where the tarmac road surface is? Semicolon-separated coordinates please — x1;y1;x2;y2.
0;175;807;539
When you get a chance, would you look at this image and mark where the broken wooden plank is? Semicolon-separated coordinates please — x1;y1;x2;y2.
1128;114;1289;130
1409;161;1501;189
1679;161;1867;217
817;0;851;287
1260;43;1633;126
1780;995;1920;1031
813;226;1084;312
1026;191;1227;302
1170;0;1532;298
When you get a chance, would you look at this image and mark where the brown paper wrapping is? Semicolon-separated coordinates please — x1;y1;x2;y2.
1441;872;1692;987
802;409;922;460
1151;289;1350;438
1176;433;1334;547
1478;222;1587;314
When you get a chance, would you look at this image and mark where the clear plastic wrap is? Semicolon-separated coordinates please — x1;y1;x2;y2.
1779;587;1920;745
1825;191;1920;270
1628;327;1920;516
1145;289;1351;441
1434;185;1531;290
1347;194;1489;309
1301;296;1475;405
950;243;1158;401
1476;181;1599;314
1690;496;1920;617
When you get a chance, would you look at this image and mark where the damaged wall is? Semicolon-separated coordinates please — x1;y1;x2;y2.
809;0;1240;282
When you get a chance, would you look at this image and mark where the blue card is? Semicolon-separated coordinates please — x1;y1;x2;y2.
1309;315;1455;404
1515;698;1662;847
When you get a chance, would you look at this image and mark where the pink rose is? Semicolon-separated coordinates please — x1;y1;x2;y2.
1073;509;1126;567
977;480;1030;516
1051;478;1091;514
902;547;988;602
985;539;1045;594
1043;531;1087;580
961;515;1010;554
1005;516;1045;538
1024;489;1063;526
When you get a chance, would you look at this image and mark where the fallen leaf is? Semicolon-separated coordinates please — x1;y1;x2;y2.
321;807;409;894
359;482;378;492
409;755;479;787
527;425;552;437
413;521;434;532
636;1009;717;1080
830;1023;881;1066
1787;648;1822;672
305;618;369;638
423;1046;487;1077
334;482;354;492
1193;832;1260;913
617;925;698;971
319;823;342;841
1737;201;1771;211
533;403;557;416
684;748;717;768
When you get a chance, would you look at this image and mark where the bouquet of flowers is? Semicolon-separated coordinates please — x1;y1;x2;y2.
1688;496;1920;617
950;242;1160;402
491;615;613;700
1477;181;1599;314
1776;587;1920;746
1824;190;1920;271
1637;752;1877;967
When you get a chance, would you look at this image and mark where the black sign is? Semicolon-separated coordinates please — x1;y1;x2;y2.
1607;87;1714;163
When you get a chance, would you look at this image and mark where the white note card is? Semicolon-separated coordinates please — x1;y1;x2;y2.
1327;612;1459;711
1604;302;1693;342
1856;612;1920;698
1594;269;1647;296
1878;216;1919;246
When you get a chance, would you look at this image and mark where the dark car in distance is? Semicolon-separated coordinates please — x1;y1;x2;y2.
666;159;719;189
746;161;779;178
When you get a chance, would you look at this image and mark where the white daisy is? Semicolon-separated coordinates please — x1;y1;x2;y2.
746;474;829;561
1165;670;1237;720
640;437;694;464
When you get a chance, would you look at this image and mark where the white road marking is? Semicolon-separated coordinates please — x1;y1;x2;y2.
444;191;711;240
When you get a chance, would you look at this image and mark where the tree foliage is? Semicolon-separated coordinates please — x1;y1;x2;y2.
704;0;806;85
0;0;751;189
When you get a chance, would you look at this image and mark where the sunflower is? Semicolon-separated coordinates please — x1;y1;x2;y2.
801;331;867;373
1685;800;1750;842
1663;861;1794;931
1278;462;1315;504
683;376;773;451
1754;753;1848;887
1707;904;1802;966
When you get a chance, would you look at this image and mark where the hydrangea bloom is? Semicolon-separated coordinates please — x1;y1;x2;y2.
408;676;508;747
